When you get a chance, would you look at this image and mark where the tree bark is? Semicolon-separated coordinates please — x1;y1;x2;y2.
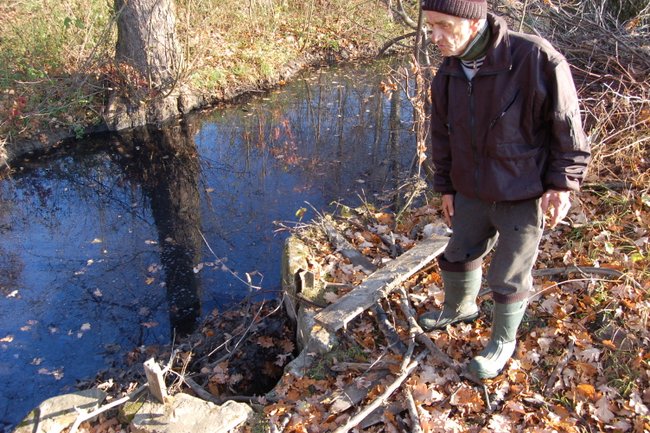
115;0;181;89
105;0;200;130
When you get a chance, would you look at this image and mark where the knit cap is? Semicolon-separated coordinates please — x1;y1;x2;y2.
421;0;487;19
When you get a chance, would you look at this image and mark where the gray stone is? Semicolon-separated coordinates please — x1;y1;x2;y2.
130;393;252;433
14;388;107;433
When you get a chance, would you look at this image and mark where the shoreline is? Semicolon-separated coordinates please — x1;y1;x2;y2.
1;48;401;172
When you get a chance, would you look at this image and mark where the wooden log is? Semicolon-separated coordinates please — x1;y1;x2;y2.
314;235;448;332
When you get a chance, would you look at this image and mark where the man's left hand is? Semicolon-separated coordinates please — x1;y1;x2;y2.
541;189;571;228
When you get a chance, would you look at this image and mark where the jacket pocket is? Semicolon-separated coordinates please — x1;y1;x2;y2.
490;89;520;129
488;142;541;160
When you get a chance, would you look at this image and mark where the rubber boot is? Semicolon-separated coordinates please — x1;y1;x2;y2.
418;267;482;331
468;300;527;379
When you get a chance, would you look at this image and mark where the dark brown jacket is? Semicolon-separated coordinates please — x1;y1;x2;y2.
430;14;590;202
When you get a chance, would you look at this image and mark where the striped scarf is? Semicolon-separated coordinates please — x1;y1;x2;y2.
459;20;490;71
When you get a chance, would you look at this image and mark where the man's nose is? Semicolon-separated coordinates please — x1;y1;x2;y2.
429;28;442;43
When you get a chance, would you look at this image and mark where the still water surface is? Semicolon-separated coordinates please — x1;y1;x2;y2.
0;60;418;430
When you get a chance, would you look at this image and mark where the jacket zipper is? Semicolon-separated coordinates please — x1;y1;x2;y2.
468;79;480;198
489;89;520;128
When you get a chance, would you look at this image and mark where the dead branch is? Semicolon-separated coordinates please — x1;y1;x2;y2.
184;376;221;404
322;219;377;275
532;266;625;278
331;350;428;433
544;339;576;396
68;384;148;433
397;288;459;372
405;388;424;433
330;360;400;372
373;302;408;355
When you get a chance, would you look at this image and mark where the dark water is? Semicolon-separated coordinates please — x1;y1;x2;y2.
0;60;418;430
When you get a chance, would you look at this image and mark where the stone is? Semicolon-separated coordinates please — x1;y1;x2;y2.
14;388;107;433
130;393;252;433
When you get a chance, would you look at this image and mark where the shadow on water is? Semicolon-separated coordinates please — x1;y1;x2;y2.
0;58;419;431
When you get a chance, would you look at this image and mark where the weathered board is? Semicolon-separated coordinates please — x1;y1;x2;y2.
314;235;449;332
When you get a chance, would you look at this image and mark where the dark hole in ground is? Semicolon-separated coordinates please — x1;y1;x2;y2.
180;299;296;397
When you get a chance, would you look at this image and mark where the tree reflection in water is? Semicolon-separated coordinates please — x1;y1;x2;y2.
111;121;202;337
0;59;419;430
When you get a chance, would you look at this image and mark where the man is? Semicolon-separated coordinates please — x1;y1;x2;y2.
417;0;590;379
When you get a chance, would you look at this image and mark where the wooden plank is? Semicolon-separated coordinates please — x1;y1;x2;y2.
143;358;168;403
314;235;448;332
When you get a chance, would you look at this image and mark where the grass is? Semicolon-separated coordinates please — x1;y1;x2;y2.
0;0;406;147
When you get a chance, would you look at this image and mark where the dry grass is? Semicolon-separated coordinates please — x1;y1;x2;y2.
0;0;405;144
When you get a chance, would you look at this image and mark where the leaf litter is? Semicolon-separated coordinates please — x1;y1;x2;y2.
69;175;649;432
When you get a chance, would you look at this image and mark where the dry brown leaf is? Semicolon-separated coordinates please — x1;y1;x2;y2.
256;335;274;348
449;383;484;414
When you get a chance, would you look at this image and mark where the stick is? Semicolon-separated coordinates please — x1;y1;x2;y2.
405;388;424;433
330;360;400;372
532;266;624;278
544;339;575;396
331;350;428;433
373;303;407;355
184;376;221;404
397;289;458;372
68;384;148;433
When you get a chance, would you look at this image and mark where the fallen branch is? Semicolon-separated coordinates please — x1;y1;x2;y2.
322;219;377;275
544;339;576;396
331;350;428;433
373;302;408;355
397;288;458;372
405;388;424;433
330;360;400;372
184;376;221;404
68;384;148;433
532;266;624;278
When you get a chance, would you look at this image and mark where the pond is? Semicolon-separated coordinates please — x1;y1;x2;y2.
0;59;421;431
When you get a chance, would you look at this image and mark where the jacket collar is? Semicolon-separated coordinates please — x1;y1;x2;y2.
438;13;513;76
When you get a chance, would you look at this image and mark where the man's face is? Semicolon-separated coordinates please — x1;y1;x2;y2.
424;10;481;57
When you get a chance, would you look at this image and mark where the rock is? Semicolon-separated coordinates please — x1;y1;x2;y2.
14;388;107;433
130;393;252;433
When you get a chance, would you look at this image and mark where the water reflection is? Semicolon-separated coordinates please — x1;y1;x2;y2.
0;59;417;431
111;123;203;336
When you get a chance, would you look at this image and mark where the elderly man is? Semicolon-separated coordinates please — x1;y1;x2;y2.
417;0;590;379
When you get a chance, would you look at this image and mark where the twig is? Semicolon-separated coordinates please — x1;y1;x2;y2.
529;277;639;301
330;360;400;372
184;376;221;404
532;266;624;278
331;350;428;433
379;31;417;56
544;339;576;396
373;302;408;355
397;288;459;372
206;301;268;368
68;384;148;433
405;388;424;433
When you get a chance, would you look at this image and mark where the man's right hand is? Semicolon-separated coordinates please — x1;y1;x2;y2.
441;194;455;227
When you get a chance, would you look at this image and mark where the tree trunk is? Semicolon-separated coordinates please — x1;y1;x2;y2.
115;0;181;89
105;0;200;130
